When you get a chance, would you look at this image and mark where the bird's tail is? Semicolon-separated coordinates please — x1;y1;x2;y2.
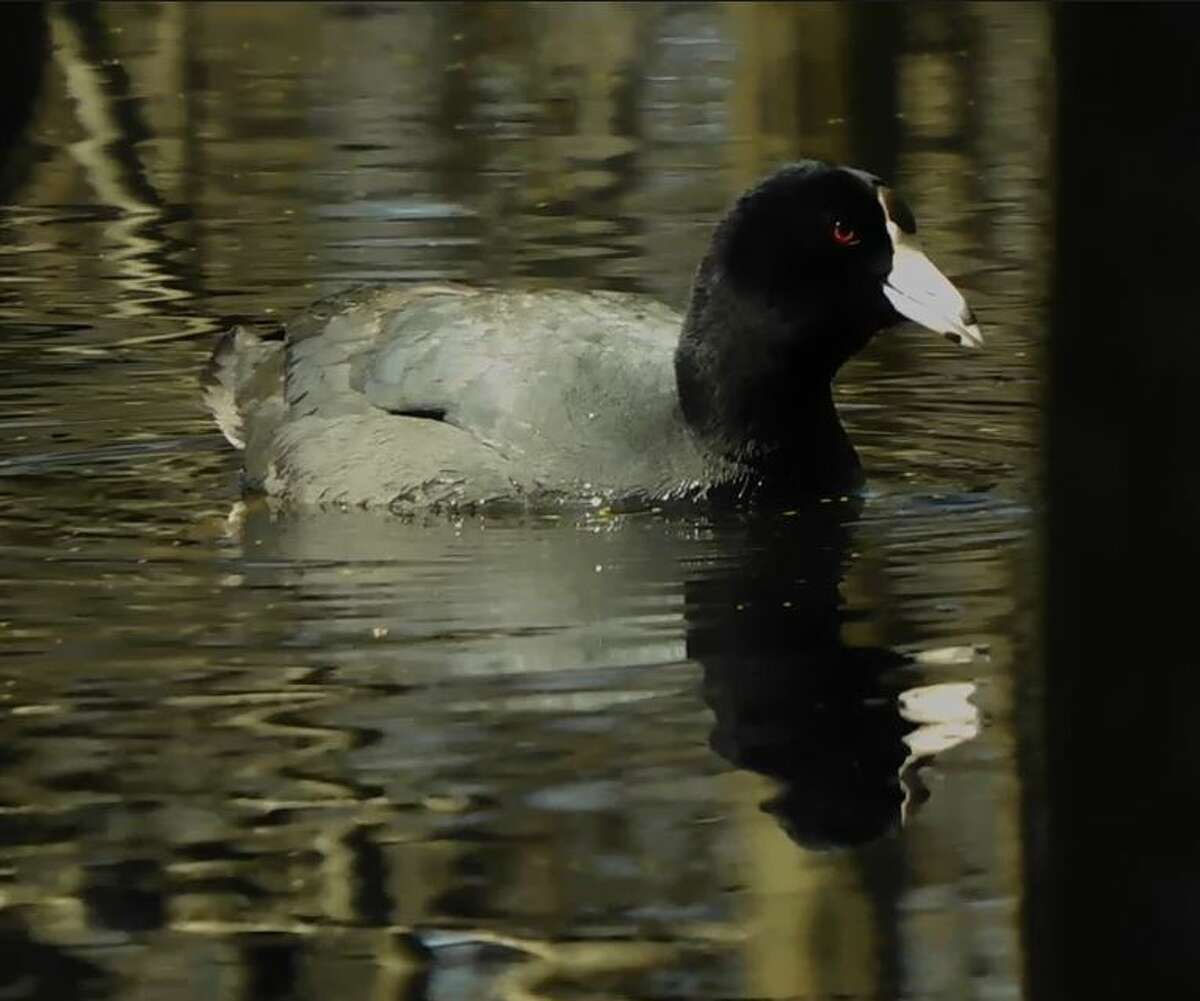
201;326;284;451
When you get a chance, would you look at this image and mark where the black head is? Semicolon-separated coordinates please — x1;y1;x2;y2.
675;161;980;496
718;161;897;324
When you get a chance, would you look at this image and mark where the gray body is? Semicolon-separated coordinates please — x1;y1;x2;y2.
204;284;723;510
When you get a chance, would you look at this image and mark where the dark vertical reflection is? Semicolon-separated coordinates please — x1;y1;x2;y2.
238;934;304;1001
345;825;395;927
432;1;494;204
846;3;901;181
0;1;49;200
1033;5;1200;997
81;858;167;932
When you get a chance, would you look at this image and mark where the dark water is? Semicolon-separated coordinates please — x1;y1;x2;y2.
0;4;1049;999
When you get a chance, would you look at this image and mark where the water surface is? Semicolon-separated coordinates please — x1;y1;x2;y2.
0;4;1046;999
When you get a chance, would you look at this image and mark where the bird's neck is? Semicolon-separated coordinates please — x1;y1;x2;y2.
675;280;865;497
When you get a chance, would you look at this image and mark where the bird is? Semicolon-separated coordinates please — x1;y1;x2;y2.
202;161;981;513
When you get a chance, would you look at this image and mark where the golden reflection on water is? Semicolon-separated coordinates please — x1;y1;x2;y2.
0;3;1048;999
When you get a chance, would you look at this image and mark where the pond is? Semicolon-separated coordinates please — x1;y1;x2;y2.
0;4;1048;999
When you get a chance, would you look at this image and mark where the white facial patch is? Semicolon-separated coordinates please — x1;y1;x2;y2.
877;187;918;253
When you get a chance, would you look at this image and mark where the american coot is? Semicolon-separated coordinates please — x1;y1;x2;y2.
203;161;981;511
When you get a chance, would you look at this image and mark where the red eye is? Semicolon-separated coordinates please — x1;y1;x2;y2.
832;221;859;246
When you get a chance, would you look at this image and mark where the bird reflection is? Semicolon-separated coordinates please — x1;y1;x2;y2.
685;501;977;849
226;495;978;856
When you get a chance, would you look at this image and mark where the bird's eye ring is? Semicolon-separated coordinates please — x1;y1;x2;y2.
832;221;860;246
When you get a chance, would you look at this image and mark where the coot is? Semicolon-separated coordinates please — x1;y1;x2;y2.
203;161;980;511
